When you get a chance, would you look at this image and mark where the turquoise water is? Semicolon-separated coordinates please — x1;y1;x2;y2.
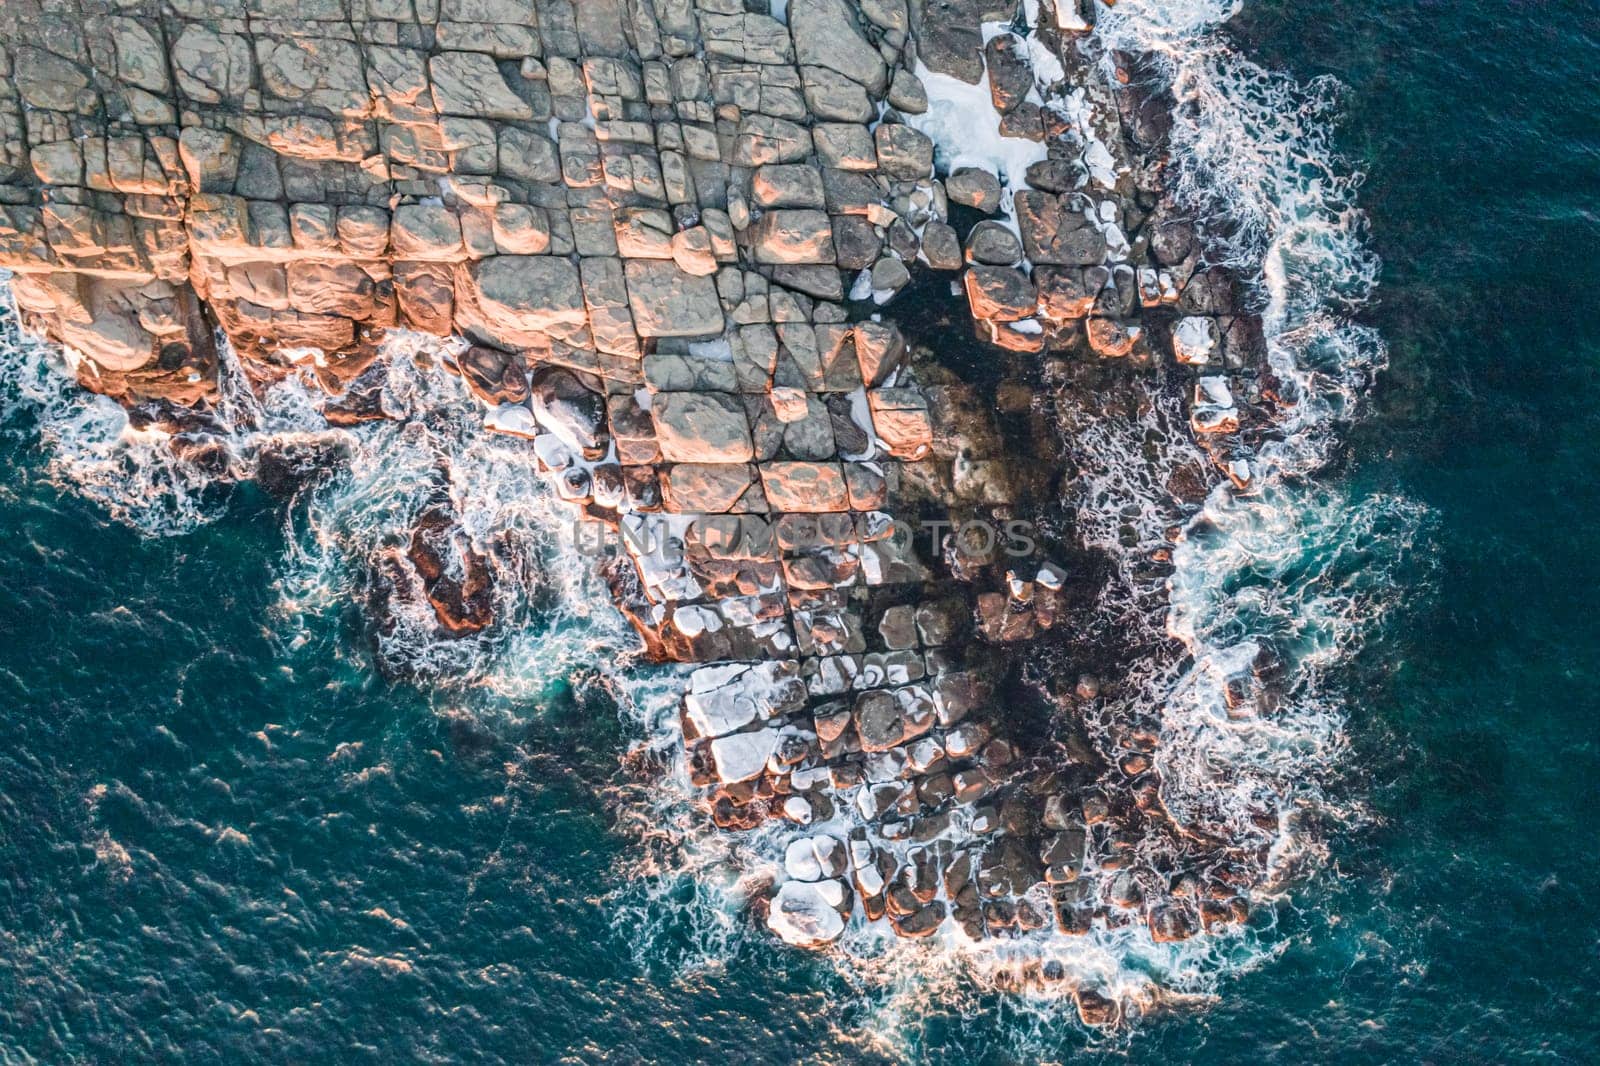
2;2;1598;1061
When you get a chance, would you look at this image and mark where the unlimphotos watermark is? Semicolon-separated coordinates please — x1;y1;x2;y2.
567;517;1038;558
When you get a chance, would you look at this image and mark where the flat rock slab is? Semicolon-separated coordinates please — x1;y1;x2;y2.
623;260;725;337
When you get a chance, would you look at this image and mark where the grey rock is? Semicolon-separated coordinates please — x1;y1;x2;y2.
998;103;1045;141
781;398;837;459
964;265;1037;321
860;0;910;31
1035;266;1094;319
984;35;1032;114
430;51;533;119
1178;267;1236;315
878;605;918;649
801;66;875;123
822;168;883;214
498;127;561;183
874;124;934;179
832;216;883;270
700;13;795;65
1025;158;1076;194
531;366;607;453
814;124;877;171
854;690;904;751
751;164;826;209
853;320;905;385
790;0;889;94
459;345;530;406
887;218;920;260
921;221;962;270
751;210;835;265
734;114;813;166
964;220;1022;265
911;0;1011;82
652;391;755;463
887;67;928;114
945;167;1003;212
172;28;253;106
826;394;871;454
1015;191;1108;266
1150;219;1197;266
771;265;845;301
624;259;725;337
871;256;910;294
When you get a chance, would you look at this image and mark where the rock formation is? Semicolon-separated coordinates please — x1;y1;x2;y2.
0;0;1274;1024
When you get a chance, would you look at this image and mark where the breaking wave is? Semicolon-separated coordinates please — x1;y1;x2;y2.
263;334;632;687
1064;0;1435;1021
598;0;1432;1047
0;285;634;691
0;283;239;535
0;0;1433;1048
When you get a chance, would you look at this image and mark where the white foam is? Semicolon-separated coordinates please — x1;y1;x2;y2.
905;62;1049;223
0;277;321;535
768;879;847;946
0;0;1436;1041
1058;0;1435;1020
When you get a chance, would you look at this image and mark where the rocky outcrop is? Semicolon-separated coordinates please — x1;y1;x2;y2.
0;0;1270;1024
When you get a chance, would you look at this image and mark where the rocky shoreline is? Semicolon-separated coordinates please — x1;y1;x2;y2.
0;0;1281;1024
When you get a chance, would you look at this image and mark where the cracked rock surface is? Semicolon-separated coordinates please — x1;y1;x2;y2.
0;0;1274;1022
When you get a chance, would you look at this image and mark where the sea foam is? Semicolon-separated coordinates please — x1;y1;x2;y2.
607;0;1433;1043
1069;0;1433;1012
0;0;1434;1045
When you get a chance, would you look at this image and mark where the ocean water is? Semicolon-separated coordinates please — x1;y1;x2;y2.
2;1;1597;1062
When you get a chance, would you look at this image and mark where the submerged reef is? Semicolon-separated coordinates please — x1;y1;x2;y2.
0;0;1348;1024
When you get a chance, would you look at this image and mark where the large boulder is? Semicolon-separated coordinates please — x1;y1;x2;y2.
854;689;905;751
802;66;875;122
1015;192;1109;266
910;0;1012;82
984;34;1033;113
623;260;724;337
767;878;850;947
784;835;848;881
965;221;1022;265
497;127;560;183
53;280;160;372
751;164;827;209
1173;316;1219;364
458;345;530;406
945;167;1003;213
759;461;848;512
866;389;932;459
392;204;464;260
709;728;779;783
465;255;586;346
171;29;254;106
921;221;962;270
429;51;533;119
963;265;1036;321
530;366;607;454
405;504;495;637
1036;266;1095;319
789;0;888;93
733;115;813;166
873;124;934;179
700;12;795;64
651;392;755;463
751;210;835;265
662;463;759;513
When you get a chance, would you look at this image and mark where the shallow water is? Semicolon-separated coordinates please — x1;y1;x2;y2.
2;0;1598;1061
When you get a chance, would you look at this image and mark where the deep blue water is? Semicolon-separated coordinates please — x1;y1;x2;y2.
2;2;1599;1062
